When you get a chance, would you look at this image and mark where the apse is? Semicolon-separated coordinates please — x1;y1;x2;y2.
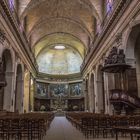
36;45;83;75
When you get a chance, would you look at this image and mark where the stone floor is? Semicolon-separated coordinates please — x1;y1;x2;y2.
44;117;135;140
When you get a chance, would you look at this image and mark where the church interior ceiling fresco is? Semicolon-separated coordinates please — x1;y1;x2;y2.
37;45;83;75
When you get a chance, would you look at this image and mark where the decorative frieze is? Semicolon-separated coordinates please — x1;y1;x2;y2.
104;46;125;66
102;46;131;73
0;29;5;44
115;33;122;48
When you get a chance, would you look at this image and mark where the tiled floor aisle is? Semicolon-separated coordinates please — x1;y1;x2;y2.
44;117;134;140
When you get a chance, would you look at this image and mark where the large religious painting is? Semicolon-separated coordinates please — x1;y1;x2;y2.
69;83;82;97
36;46;83;75
50;84;68;97
36;82;48;98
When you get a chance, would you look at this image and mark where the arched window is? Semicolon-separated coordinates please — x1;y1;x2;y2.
8;0;14;11
106;0;113;14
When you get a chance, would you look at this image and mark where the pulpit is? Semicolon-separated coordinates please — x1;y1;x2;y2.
102;46;135;114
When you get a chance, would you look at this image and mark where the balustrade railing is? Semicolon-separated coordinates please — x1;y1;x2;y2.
110;89;140;108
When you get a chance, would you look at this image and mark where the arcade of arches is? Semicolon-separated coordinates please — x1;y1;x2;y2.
1;0;140;139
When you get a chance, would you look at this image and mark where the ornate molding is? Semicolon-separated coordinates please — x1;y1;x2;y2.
115;33;122;47
104;47;125;66
102;46;131;73
0;29;6;44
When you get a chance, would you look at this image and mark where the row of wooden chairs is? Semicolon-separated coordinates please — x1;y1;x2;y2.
66;112;140;138
0;111;54;140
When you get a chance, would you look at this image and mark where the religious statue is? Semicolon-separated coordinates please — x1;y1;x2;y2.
104;46;126;66
117;49;125;64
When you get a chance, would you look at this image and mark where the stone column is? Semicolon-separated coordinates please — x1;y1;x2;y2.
95;79;104;113
104;73;115;115
83;79;88;111
0;44;3;57
24;74;30;113
15;79;24;113
3;71;14;111
104;73;109;114
136;59;140;97
94;78;98;113
88;74;95;113
30;77;34;112
104;73;114;115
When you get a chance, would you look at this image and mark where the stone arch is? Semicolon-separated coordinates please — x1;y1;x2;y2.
125;24;140;64
2;49;13;111
28;17;93;39
96;65;105;113
21;0;100;23
125;24;140;97
15;63;24;113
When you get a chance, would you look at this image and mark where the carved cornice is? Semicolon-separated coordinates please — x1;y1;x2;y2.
0;29;6;44
115;33;122;47
37;72;82;83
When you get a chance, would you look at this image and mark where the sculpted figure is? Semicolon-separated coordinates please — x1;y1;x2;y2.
118;49;125;64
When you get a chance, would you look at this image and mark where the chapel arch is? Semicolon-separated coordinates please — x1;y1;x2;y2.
125;24;140;97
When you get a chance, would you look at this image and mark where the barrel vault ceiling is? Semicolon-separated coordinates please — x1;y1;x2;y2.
18;0;102;75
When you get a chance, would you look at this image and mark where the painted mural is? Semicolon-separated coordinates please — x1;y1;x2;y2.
36;82;48;98
50;84;68;97
36;46;83;75
70;83;82;96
